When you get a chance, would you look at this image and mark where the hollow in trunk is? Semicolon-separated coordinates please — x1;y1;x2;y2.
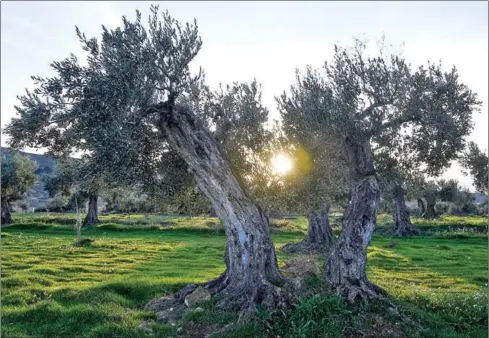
324;137;386;302
281;208;334;254
83;194;99;227
391;184;419;236
1;195;12;225
150;102;291;313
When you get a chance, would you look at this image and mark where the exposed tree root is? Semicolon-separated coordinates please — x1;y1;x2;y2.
146;270;296;323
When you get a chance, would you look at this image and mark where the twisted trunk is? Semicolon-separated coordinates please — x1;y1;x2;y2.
153;103;289;312
281;208;334;254
1;195;12;225
424;198;438;219
392;184;419;236
417;198;426;217
83;194;99;227
324;137;386;302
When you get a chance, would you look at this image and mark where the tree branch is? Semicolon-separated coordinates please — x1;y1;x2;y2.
359;100;392;119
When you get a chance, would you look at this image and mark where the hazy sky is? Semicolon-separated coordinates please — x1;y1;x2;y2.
1;1;487;190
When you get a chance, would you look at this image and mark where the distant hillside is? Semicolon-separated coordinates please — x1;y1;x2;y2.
1;147;107;212
1;147;56;176
2;147;57;211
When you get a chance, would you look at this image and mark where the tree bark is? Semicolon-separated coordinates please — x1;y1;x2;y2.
1;195;12;225
392;184;419;236
155;103;290;312
424;198;438;219
83;194;99;227
324;137;386;303
281;208;334;254
417;198;426;217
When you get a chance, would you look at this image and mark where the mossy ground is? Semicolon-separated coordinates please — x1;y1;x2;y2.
1;213;487;337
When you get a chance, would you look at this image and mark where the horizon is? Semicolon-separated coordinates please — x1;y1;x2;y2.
1;1;487;191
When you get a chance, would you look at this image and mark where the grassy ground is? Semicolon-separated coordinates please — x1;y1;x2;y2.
1;213;487;337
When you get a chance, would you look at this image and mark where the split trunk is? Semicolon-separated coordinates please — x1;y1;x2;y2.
324;137;386;302
424;198;438;219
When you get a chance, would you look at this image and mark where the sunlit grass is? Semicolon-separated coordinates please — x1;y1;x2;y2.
1;212;487;337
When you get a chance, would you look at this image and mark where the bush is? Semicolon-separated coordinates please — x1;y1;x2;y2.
436;202;454;215
435;201;478;216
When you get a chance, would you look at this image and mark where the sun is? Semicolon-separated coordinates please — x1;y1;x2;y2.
271;153;293;176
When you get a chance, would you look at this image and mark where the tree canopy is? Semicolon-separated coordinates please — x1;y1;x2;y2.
461;142;488;194
278;37;481;300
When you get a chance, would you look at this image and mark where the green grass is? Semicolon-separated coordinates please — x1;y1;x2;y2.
376;213;488;235
1;212;487;337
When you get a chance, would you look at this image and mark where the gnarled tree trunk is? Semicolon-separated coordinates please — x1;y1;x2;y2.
424;198;438;219
392;184;419;236
281;208;334;254
83;194;99;227
1;195;12;225
324;137;385;302
153;102;290;312
417;198;426;217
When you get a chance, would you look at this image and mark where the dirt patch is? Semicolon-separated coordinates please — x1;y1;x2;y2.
281;255;319;278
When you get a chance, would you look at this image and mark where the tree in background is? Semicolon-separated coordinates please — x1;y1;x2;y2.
279;38;481;301
461;141;488;195
276;100;349;253
437;179;476;215
42;161;74;212
376;156;421;236
42;158;105;227
5;6;291;312
1;153;37;224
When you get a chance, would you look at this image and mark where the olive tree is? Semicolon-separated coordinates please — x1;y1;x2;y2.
43;158;106;226
375;155;421;235
278;39;481;301
438;179;476;215
461;142;488;195
1;153;37;224
5;6;291;313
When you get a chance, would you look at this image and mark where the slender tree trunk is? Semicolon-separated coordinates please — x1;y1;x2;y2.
83;194;99;227
392;184;419;236
1;195;12;225
281;208;334;254
155;103;289;312
417;198;426;217
424;198;438;219
324;137;386;302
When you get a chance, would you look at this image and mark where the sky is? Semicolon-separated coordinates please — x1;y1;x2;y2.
1;1;487;190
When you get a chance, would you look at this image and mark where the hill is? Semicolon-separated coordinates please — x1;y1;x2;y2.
1;147;56;176
1;147;57;211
